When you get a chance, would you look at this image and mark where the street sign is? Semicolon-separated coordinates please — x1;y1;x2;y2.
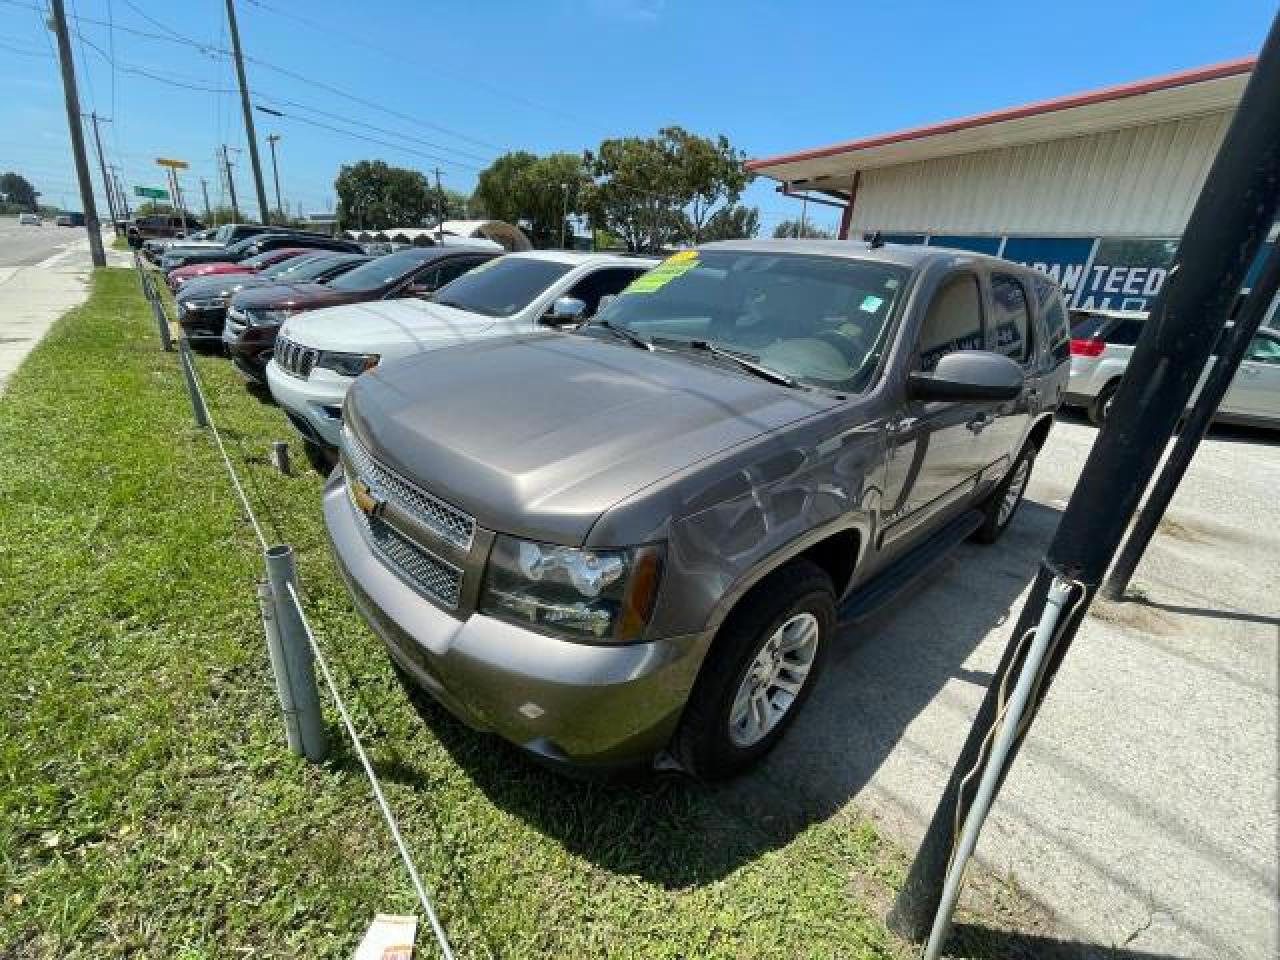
134;186;169;200
155;158;189;170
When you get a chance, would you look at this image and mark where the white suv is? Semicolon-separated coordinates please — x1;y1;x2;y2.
1066;308;1280;427
267;250;658;459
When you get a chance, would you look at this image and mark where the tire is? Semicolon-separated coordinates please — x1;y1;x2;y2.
672;559;835;781
973;445;1035;544
303;439;338;475
1089;380;1119;426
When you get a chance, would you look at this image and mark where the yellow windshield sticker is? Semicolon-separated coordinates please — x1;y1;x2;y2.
623;255;699;294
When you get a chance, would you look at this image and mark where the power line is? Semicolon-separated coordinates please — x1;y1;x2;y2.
0;37;51;57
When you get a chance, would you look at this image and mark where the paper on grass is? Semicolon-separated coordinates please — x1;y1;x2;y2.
354;913;417;960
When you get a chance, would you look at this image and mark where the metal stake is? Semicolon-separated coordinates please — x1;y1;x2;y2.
264;544;328;762
257;581;302;754
177;337;208;426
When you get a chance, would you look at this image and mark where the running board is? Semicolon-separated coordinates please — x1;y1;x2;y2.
836;509;983;624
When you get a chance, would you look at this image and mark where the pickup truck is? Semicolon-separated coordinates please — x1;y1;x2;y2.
325;239;1069;779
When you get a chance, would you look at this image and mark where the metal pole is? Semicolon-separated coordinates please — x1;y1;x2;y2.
222;146;241;222
434;168;444;243
112;168;130;219
200;178;213;222
922;578;1076;960
257;581;303;754
1101;244;1280;600
177;337;207;425
169;168;190;236
267;134;283;223
264;544;328;762
49;0;105;267
560;182;569;249
889;14;1280;943
87;113;119;231
224;0;271;224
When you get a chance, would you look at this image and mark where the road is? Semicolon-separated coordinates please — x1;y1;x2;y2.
0;217;97;267
0;220;127;393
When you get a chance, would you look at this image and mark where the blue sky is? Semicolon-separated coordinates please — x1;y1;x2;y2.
0;0;1272;233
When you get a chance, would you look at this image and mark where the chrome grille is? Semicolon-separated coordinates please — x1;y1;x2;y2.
349;486;464;608
225;306;249;337
274;336;318;378
343;430;475;549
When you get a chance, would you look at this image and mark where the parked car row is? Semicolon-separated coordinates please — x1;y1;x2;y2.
159;238;1073;779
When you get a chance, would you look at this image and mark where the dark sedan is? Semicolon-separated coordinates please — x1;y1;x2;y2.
223;246;498;382
177;252;369;344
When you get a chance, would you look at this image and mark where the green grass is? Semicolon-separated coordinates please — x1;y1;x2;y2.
0;271;1014;957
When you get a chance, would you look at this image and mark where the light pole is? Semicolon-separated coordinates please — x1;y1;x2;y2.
560;182;570;249
266;134;283;224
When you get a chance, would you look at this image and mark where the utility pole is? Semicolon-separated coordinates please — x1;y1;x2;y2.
266;134;283;224
221;145;241;222
224;0;271;224
110;166;129;219
560;182;569;249
200;178;213;221
49;0;104;266
433;168;445;244
85;112;120;233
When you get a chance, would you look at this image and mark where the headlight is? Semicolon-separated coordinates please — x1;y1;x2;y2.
248;308;293;326
180;296;228;311
479;536;663;643
314;350;380;376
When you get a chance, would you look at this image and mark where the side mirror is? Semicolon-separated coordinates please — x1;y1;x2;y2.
543;296;587;326
908;350;1023;403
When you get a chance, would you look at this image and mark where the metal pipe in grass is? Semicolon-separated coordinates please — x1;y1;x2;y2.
265;544;328;763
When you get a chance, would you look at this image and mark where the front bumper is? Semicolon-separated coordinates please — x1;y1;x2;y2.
323;470;705;769
177;303;228;341
265;359;350;448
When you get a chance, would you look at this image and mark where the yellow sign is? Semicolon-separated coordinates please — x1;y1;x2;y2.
623;254;699;294
155;157;189;170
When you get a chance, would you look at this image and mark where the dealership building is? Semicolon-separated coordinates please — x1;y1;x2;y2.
747;58;1267;312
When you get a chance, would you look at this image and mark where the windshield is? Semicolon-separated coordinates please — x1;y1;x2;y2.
430;257;572;317
326;250;431;293
592;250;909;392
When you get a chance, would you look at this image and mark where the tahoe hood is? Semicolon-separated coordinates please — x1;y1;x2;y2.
345;332;840;545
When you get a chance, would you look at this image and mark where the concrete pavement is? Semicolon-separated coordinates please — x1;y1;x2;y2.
719;416;1278;958
0;225;130;394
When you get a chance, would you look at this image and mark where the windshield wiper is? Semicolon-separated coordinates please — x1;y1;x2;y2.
687;340;797;387
596;319;652;351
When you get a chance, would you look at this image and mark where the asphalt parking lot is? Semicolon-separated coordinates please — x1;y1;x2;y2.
719;412;1278;959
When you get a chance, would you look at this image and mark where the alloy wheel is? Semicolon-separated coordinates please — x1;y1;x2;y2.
728;612;820;747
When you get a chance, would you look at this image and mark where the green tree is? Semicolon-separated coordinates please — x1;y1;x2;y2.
583;127;751;252
0;172;38;209
473;151;588;248
772;219;833;239
334;160;434;231
698;204;760;242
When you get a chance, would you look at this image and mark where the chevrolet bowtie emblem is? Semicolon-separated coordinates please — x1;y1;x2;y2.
351;478;385;518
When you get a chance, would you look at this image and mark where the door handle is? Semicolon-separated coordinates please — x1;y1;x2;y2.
967;412;995;433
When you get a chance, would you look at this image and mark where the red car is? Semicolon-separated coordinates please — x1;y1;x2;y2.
167;247;314;292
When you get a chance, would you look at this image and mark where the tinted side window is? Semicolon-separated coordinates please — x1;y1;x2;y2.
990;274;1030;363
918;273;984;372
1043;292;1070;363
1109;319;1144;345
1247;334;1280;363
566;268;649;314
433;257;487;288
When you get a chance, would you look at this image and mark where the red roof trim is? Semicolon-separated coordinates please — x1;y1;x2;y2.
746;57;1255;173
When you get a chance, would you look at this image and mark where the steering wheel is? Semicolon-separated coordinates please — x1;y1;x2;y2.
812;328;866;365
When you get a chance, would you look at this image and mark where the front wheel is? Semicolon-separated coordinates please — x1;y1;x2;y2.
672;560;834;781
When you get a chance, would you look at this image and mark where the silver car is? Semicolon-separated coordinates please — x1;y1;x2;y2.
1066;308;1280;427
326;240;1068;778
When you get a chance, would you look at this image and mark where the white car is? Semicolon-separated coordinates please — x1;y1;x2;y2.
18;213;41;226
267;250;659;460
1066;308;1280;427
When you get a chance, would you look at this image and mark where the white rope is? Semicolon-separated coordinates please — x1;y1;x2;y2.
136;256;456;958
286;581;456;960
